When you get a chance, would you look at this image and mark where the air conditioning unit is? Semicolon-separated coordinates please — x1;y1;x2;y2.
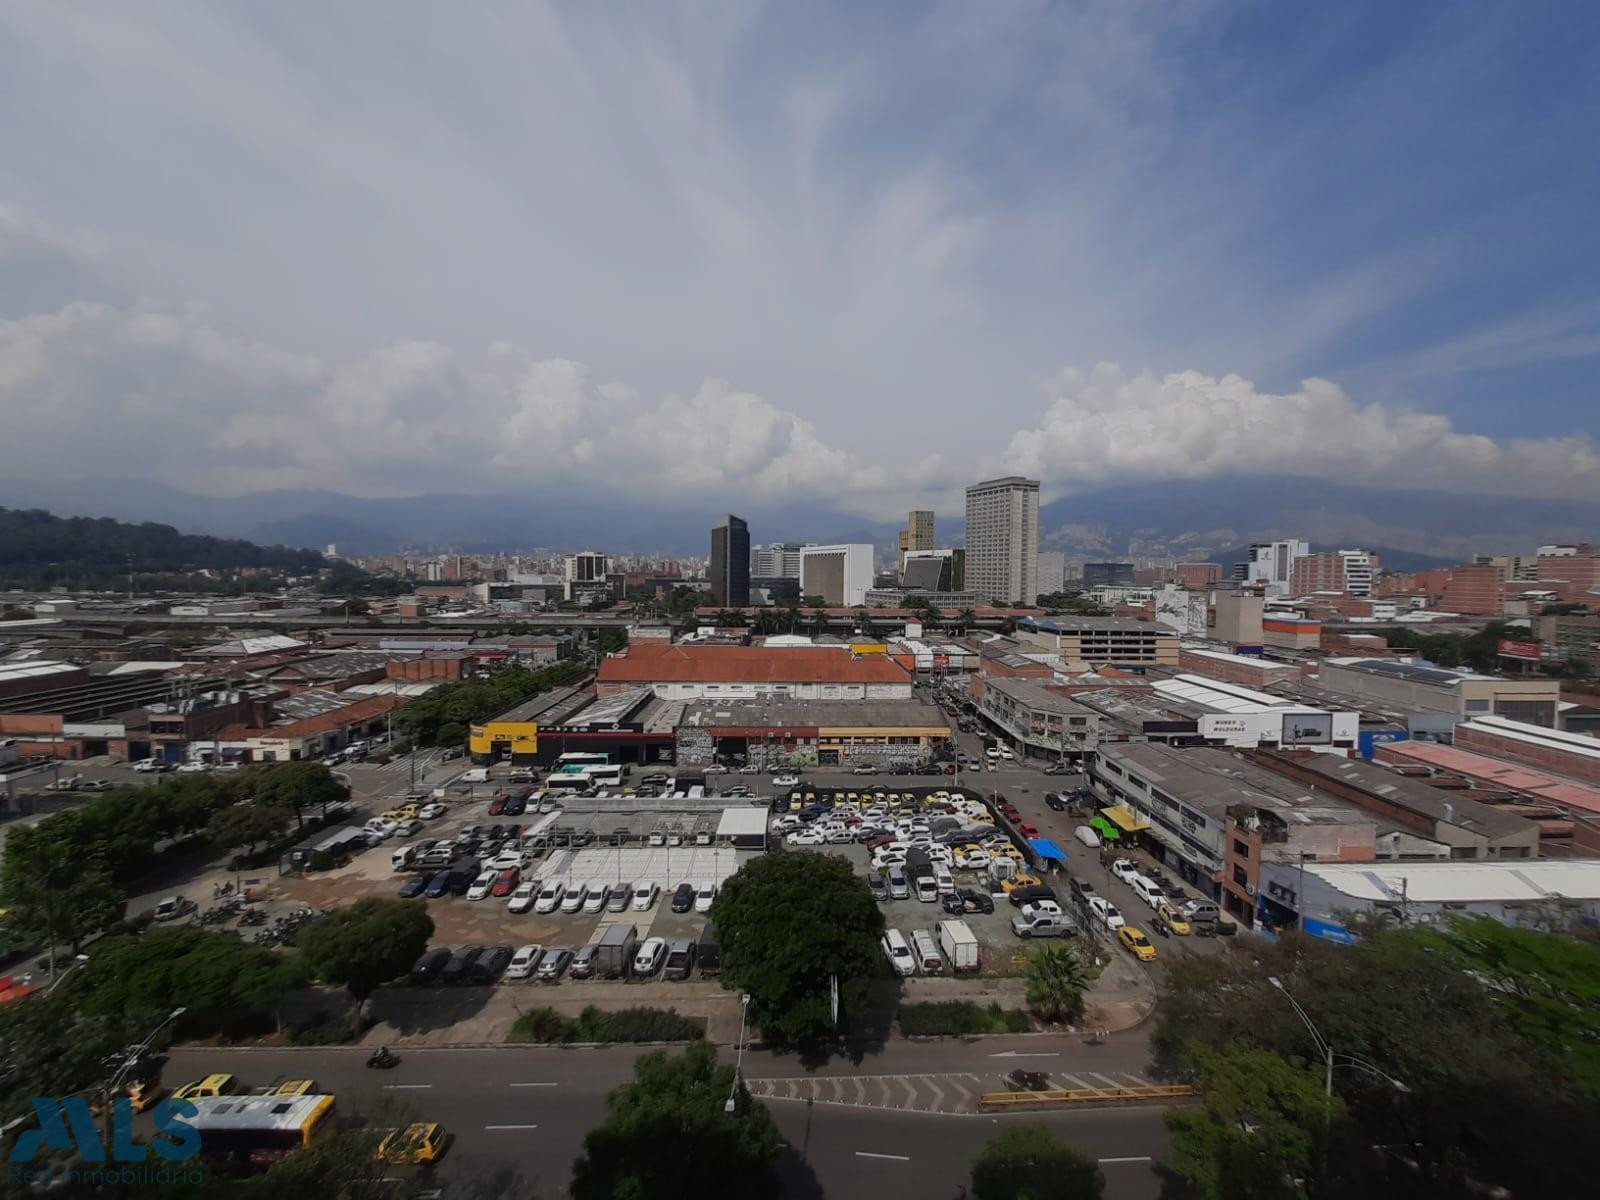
1245;882;1256;896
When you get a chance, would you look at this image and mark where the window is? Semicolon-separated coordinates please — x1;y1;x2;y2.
1232;865;1249;887
1233;839;1251;859
1464;699;1489;712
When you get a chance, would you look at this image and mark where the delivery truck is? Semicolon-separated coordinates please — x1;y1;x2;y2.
936;918;979;972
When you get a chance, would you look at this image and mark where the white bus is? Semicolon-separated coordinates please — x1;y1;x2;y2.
556;752;611;771
545;771;594;793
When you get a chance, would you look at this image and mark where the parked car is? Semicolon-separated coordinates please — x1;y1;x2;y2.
466;871;496;901
582;881;608;914
569;944;599;979
633;937;668;976
1118;926;1157;962
534;879;563;914
506;880;539;913
152;895;195;922
631;881;659;911
943;888;995;915
475;944;514;981
670;883;695;913
506;944;543;980
491;868;520;898
535;947;573;982
1110;858;1140;885
881;929;916;976
1087;895;1126;931
439;944;486;984
867;872;889;901
772;774;799;788
560;881;587;914
606;883;630;912
397;875;429;899
409;947;451;984
364;818;399;840
694;881;717;913
1044;792;1067;811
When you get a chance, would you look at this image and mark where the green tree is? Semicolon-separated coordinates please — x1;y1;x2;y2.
252;761;349;830
1024;942;1090;1023
0;996;154;1126
710;852;884;1043
970;1125;1104;1200
1165;1044;1361;1200
0;830;124;962
77;927;305;1036
297;898;434;1016
436;721;468;748
206;802;291;858
570;1042;784;1200
957;607;977;633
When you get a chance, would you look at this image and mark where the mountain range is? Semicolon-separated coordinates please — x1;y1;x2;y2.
0;474;1588;567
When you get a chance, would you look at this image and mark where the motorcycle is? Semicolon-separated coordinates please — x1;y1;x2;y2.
366;1048;400;1070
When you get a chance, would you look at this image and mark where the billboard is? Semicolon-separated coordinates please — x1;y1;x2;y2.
1497;638;1541;662
1281;712;1333;746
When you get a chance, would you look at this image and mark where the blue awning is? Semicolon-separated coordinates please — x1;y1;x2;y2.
1028;837;1068;861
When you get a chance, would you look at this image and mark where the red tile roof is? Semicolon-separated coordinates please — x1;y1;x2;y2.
598;643;911;685
218;693;399;741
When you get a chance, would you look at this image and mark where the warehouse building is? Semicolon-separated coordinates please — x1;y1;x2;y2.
673;698;951;771
596;642;913;701
1316;658;1561;732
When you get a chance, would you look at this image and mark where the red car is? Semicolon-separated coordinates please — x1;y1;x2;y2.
1019;822;1041;839
487;795;508;816
490;868;520;897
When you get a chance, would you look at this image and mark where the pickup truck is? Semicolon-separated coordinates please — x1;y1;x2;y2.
1011;910;1077;938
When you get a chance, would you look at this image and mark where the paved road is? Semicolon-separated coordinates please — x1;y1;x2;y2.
163;1042;1176;1199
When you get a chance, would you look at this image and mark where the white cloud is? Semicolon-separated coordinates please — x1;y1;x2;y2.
1002;364;1600;501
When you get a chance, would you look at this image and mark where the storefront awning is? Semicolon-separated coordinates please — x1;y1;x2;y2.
1100;804;1150;833
1029;837;1068;861
1089;816;1121;841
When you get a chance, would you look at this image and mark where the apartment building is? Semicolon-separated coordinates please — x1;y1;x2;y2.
964;476;1040;606
974;676;1100;759
1288;549;1376;597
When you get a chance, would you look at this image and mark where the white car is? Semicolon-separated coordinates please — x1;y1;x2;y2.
703;764;729;774
984;747;1001;761
132;759;168;773
1088;896;1126;931
694;881;716;913
506;943;543;980
535;880;564;914
467;870;496;901
633;936;668;976
537;797;559;814
419;802;447;820
364;818;398;840
176;762;209;774
395;819;424;837
487;850;525;872
772;774;800;788
1110;859;1140;885
955;848;992;870
881;929;916;977
998;746;1015;761
507;881;540;913
582;881;608;913
560;881;586;914
631;882;659;911
786;829;825;846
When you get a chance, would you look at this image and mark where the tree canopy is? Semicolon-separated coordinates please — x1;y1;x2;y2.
252;761;350;830
297;898;434;1010
1156;920;1600;1198
969;1125;1104;1200
570;1042;784;1200
1023;942;1090;1023
710;852;885;1043
393;661;584;745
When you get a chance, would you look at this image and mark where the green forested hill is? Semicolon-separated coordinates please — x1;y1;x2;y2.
0;506;334;589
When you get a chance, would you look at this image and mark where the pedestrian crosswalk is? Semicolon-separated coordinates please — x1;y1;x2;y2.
744;1068;1157;1115
374;749;441;774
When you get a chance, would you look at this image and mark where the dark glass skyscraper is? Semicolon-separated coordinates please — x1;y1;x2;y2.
710;514;750;607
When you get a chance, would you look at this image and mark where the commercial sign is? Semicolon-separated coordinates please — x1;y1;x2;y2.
1281;712;1333;746
1497;638;1541;662
8;1096;201;1186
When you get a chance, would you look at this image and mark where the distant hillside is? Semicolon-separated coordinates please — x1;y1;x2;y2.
0;506;337;589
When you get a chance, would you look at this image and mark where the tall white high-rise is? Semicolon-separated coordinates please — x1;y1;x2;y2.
1241;539;1309;598
964;476;1040;605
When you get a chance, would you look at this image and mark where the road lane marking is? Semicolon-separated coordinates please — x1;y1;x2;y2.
1099;1156;1153;1165
509;1082;559;1088
484;1124;538;1130
383;1084;432;1090
856;1152;910;1162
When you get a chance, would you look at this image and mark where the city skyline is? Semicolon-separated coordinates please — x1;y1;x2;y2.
1;3;1598;519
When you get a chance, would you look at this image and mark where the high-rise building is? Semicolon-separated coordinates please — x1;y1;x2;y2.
709;515;751;607
1289;549;1377;597
902;548;966;592
1238;540;1310;598
1176;563;1223;589
1036;550;1067;595
897;510;936;575
799;544;874;606
1083;562;1135;589
964;476;1040;605
751;541;810;579
565;550;609;582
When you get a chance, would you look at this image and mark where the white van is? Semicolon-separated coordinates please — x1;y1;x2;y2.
932;863;956;896
910;929;943;973
458;767;491;784
1130;873;1167;911
881;929;916;977
914;873;939;903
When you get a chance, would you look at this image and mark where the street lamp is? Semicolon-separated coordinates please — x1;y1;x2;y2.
1267;977;1407;1123
101;1007;187;1144
42;954;90;996
725;994;752;1114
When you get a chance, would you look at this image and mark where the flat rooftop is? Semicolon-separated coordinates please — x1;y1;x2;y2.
484;684;590;725
981;677;1098;717
677;697;950;730
1322;657;1497;687
1154;674;1332;715
1305;859;1600;904
1097;742;1371;826
1461;716;1600;761
1277;752;1539;841
1024;617;1177;635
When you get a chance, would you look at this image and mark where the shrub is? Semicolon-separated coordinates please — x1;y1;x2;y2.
897;1001;1033;1036
508;1005;703;1044
288;1011;365;1045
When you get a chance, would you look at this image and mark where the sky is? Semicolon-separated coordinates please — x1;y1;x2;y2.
1;0;1598;521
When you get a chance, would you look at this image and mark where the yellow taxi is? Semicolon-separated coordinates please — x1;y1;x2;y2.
171;1073;237;1100
275;1079;317;1096
999;872;1042;893
377;1122;451;1165
1118;927;1158;962
92;1081;163;1116
382;803;421;821
1155;907;1191;936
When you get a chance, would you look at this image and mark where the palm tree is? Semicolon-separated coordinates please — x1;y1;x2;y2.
809;606;828;634
1024;943;1090;1023
958;607;977;634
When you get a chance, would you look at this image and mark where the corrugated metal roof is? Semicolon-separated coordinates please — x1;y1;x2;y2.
1307;859;1600;903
